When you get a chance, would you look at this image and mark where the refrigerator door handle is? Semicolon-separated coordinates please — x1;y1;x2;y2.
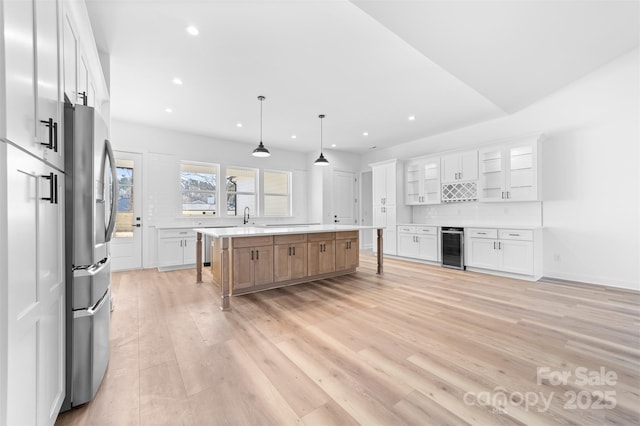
73;290;109;319
74;257;111;278
104;139;118;242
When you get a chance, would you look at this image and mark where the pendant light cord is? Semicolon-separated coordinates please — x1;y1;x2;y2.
260;97;263;142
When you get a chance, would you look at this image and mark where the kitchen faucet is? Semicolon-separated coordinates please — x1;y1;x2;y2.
243;206;250;225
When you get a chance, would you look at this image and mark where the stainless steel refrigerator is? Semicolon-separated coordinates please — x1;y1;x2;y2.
62;104;117;410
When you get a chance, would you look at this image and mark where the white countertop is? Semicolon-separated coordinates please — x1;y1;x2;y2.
194;224;380;238
398;222;542;230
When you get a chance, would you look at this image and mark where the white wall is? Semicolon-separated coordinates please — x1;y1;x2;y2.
360;49;640;290
111;120;309;267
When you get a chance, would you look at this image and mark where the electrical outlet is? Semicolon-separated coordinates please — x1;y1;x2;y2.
553;253;561;262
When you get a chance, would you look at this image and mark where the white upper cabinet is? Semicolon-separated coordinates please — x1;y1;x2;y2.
62;14;77;104
478;137;540;202
372;160;397;206
441;150;478;183
405;155;440;205
3;0;37;147
2;0;63;169
36;0;63;169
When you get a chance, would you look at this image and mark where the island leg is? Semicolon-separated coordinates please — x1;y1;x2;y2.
220;237;231;311
196;232;203;283
377;228;383;274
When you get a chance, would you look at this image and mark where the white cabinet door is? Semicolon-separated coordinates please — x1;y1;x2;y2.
441;154;460;183
158;238;184;268
183;237;197;264
499;240;534;275
398;233;418;258
421;159;441;204
506;144;537;201
418;234;438;261
383;205;396;255
479;141;538;202
5;144;65;426
372;164;388;205
35;0;63;169
405;162;421;205
466;238;499;270
441;151;477;183
3;0;36;148
62;14;77;104
460;150;478;182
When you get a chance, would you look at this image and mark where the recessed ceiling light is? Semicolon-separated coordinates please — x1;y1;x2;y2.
408;115;416;121
368;146;377;150
165;108;173;113
331;144;336;148
291;135;297;139
236;122;243;128
172;78;183;85
363;132;369;136
186;26;199;36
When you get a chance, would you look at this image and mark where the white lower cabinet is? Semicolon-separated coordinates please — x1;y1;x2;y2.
466;228;540;278
397;226;438;262
157;229;197;270
2;142;65;425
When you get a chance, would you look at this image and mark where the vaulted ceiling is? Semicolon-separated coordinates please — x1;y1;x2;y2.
86;0;639;154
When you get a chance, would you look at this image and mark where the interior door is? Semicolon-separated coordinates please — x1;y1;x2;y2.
110;151;142;271
332;170;356;225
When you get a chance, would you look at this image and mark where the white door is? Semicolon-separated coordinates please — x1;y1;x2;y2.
332;170;356;225
111;151;143;271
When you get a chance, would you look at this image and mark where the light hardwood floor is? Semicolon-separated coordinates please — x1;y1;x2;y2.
56;253;639;425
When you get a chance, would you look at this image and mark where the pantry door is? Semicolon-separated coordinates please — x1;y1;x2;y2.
111;151;143;271
332;170;357;225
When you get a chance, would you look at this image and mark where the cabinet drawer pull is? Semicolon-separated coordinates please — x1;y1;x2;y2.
508;233;520;236
251;250;254;260
493;241;496;250
477;232;486;235
288;247;291;256
292;246;296;256
256;250;259;260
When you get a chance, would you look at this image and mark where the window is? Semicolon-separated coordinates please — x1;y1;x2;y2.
115;159;134;237
180;161;218;215
263;170;291;216
226;167;257;216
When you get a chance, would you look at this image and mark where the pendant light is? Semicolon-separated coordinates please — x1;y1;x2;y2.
252;95;270;157
314;114;329;166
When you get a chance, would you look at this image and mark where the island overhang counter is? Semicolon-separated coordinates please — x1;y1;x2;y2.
194;225;384;310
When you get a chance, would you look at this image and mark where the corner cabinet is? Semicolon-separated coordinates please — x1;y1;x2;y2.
232;236;274;291
157;229;197;271
478;137;540;202
335;231;359;271
466;228;542;280
405;156;441;205
370;159;410;256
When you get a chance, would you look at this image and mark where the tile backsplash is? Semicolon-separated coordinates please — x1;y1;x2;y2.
412;201;543;227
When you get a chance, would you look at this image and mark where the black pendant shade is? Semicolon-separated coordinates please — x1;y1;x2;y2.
252;95;270;157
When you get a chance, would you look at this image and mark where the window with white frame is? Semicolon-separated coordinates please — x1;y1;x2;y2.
180;161;218;215
225;167;257;217
263;170;291;216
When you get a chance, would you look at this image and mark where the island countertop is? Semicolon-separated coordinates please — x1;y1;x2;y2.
194;224;381;238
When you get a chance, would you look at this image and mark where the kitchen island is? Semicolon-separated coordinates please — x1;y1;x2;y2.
194;225;383;310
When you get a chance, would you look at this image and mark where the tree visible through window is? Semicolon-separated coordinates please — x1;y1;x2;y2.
180;161;218;215
226;167;256;216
